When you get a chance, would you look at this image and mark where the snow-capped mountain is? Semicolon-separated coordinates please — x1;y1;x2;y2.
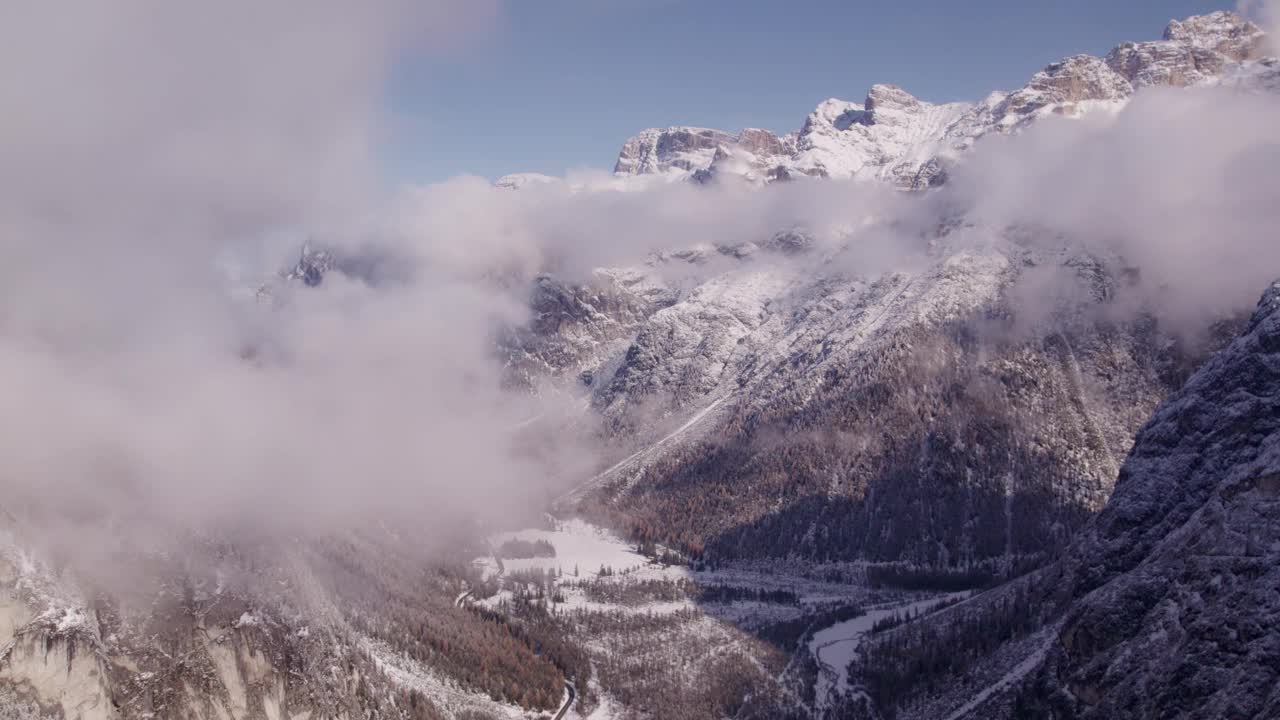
610;10;1267;188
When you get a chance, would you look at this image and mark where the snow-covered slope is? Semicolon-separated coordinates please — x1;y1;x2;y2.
609;11;1265;188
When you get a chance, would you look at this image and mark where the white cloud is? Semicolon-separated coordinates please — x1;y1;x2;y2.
1240;0;1280;51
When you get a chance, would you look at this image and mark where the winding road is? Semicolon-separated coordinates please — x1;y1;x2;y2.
552;682;576;720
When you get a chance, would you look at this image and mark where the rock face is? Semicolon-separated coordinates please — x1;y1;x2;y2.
1012;281;1280;718
611;11;1265;188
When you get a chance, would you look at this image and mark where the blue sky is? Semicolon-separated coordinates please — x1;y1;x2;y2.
387;0;1234;184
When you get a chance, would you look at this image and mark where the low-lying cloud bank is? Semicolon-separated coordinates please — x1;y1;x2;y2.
1;2;1277;579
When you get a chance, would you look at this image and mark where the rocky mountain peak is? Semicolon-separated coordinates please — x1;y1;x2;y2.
608;11;1271;190
1033;55;1133;102
992;55;1132;129
613;126;737;175
734;127;789;158
613;126;792;178
801;98;864;133
863;83;923;114
1163;10;1265;59
1106;10;1266;89
858;84;928;129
